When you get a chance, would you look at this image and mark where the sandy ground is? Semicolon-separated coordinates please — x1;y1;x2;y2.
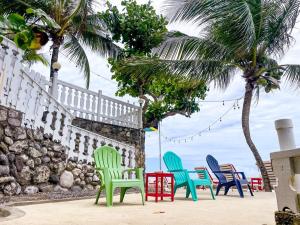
1;189;277;225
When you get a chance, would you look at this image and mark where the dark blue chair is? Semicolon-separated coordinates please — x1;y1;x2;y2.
206;155;253;198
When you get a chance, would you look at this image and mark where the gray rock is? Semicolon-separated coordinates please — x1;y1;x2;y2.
39;184;54;192
85;177;92;184
0;142;8;153
9;140;28;154
79;173;85;180
86;173;94;177
59;171;74;188
8;118;21;127
92;175;100;182
71;185;82;192
8;109;20;118
13;127;26;140
74;178;81;185
33;129;43;141
0;165;10;176
49;175;59;184
77;164;83;170
0;109;7;121
72;168;82;177
53;144;63;152
19;154;29;161
26;159;35;169
42;156;51;163
66;162;76;171
4;127;13;137
54;185;68;192
0;154;9;165
34;166;50;183
17;166;32;185
7;153;15;162
15;156;24;172
4;182;21;196
24;185;39;195
79;180;86;187
0;176;15;184
34;157;42;166
41;147;47;155
28;147;42;158
47;151;54;157
4;136;13;146
85;184;94;191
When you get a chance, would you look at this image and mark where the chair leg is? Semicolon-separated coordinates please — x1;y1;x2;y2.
186;186;191;198
216;184;222;196
248;184;254;196
140;185;145;205
95;186;103;205
190;185;198;201
224;185;230;195
105;185;112;207
120;187;128;203
209;185;215;200
235;180;244;198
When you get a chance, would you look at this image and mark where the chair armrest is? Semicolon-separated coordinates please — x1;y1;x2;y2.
233;171;246;179
122;168;144;180
169;169;187;173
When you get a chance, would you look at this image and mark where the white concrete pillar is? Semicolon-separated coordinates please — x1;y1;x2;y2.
275;119;296;151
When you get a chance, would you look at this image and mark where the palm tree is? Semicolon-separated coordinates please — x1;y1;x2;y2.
116;0;300;191
0;0;119;88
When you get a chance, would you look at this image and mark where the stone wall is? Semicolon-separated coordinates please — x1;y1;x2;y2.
72;118;145;168
0;106;99;197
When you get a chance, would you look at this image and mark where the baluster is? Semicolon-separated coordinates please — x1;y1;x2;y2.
67;88;72;109
79;92;84;118
91;94;96;120
128;150;133;168
73;89;79;109
73;131;81;163
102;98;107;122
67;128;76;162
78;131;85;163
86;93;91;112
111;102;116;124
60;84;66;105
97;90;102;121
107;100;111;123
121;148;126;167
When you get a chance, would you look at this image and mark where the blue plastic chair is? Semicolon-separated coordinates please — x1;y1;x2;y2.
163;151;215;201
206;154;253;198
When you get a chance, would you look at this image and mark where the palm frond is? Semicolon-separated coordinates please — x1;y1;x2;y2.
63;35;90;88
281;64;300;88
22;49;49;66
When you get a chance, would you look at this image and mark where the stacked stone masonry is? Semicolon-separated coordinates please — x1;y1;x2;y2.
0;105;101;197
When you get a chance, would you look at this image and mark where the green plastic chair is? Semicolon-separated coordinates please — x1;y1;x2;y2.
163;151;215;201
93;146;145;207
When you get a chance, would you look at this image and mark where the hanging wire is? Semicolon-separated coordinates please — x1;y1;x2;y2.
161;101;239;143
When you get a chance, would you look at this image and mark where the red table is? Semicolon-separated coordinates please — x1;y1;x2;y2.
251;177;263;191
145;172;174;202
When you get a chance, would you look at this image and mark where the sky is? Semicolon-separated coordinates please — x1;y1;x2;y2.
33;0;300;177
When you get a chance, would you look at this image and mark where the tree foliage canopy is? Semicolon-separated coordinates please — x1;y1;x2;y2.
101;0;208;127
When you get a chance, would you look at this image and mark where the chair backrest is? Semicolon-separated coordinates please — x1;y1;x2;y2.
206;155;227;184
263;161;277;188
219;163;241;180
195;166;214;182
94;146;122;180
163;151;187;185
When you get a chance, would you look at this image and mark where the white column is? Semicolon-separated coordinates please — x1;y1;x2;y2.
275;119;296;151
49;70;59;99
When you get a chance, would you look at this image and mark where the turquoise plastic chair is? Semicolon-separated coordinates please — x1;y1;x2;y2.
163;151;215;201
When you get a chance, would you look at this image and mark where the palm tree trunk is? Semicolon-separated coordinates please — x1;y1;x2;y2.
242;82;272;192
50;38;61;78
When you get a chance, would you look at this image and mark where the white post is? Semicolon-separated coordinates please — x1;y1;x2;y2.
275;119;296;151
158;121;162;171
49;62;61;99
97;90;102;121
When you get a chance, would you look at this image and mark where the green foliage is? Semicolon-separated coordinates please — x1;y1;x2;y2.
1;0;119;88
111;56;207;127
100;0;168;56
103;0;208;127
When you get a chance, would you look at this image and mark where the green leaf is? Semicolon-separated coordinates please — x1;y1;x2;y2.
7;13;25;28
0;36;3;43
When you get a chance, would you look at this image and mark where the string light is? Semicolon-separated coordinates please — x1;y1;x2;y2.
160;101;240;144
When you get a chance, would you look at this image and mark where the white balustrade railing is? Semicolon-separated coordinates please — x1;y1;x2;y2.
0;37;137;167
56;79;142;129
67;125;135;167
